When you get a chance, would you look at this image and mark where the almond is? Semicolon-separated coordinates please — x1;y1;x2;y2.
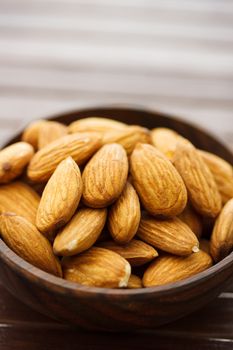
108;182;140;244
210;198;233;262
0;213;62;277
53;207;107;256
0;142;34;183
127;274;143;289
150;127;182;160
21;120;46;149
99;239;158;266
36;157;82;237
130;143;187;217
102;126;151;155
27;132;101;182
143;250;213;287
62;247;131;288
173;140;222;218
38;121;67;149
68;117;127;134
137;215;199;256
0;181;40;224
21;176;46;197
199;150;233;205
82;143;128;208
178;203;203;239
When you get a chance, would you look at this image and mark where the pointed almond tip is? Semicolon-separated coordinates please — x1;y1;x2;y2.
118;262;131;288
192;245;200;253
153;249;159;258
65;155;74;162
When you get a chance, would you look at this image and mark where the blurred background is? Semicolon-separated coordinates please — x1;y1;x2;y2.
0;0;232;148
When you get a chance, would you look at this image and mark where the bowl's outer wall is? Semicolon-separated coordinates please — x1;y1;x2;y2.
1;107;233;331
1;243;233;331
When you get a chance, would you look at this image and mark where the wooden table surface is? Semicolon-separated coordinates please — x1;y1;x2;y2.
0;0;233;349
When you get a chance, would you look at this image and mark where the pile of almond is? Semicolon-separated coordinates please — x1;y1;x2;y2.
0;117;233;289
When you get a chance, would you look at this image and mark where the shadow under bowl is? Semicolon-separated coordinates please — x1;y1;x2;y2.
0;106;233;331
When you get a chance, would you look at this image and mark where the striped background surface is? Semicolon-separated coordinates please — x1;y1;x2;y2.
0;0;232;149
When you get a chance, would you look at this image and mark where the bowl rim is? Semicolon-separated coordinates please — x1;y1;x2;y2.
1;238;233;297
1;105;233;298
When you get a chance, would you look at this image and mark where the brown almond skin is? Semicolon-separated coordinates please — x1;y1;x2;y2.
99;239;158;266
38;121;67;149
53;207;107;256
0;181;40;224
82;143;128;208
21;175;46;197
130;143;187;217
102;126;151;155
68;117;127;134
0;213;62;277
178;203;203;239
27;132;101;182
62;247;131;288
0;142;34;183
137;215;199;256
210;198;233;262
36;157;83;237
108;182;141;244
127;274;143;289
143;250;213;287
173;140;222;218
150;127;182;160
21;120;46;149
199;150;233;205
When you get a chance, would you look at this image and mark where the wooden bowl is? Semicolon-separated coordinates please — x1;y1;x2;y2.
0;106;233;331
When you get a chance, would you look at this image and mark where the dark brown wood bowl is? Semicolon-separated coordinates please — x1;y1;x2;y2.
0;106;233;331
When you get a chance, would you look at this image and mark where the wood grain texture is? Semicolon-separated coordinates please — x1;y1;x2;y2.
0;281;233;350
